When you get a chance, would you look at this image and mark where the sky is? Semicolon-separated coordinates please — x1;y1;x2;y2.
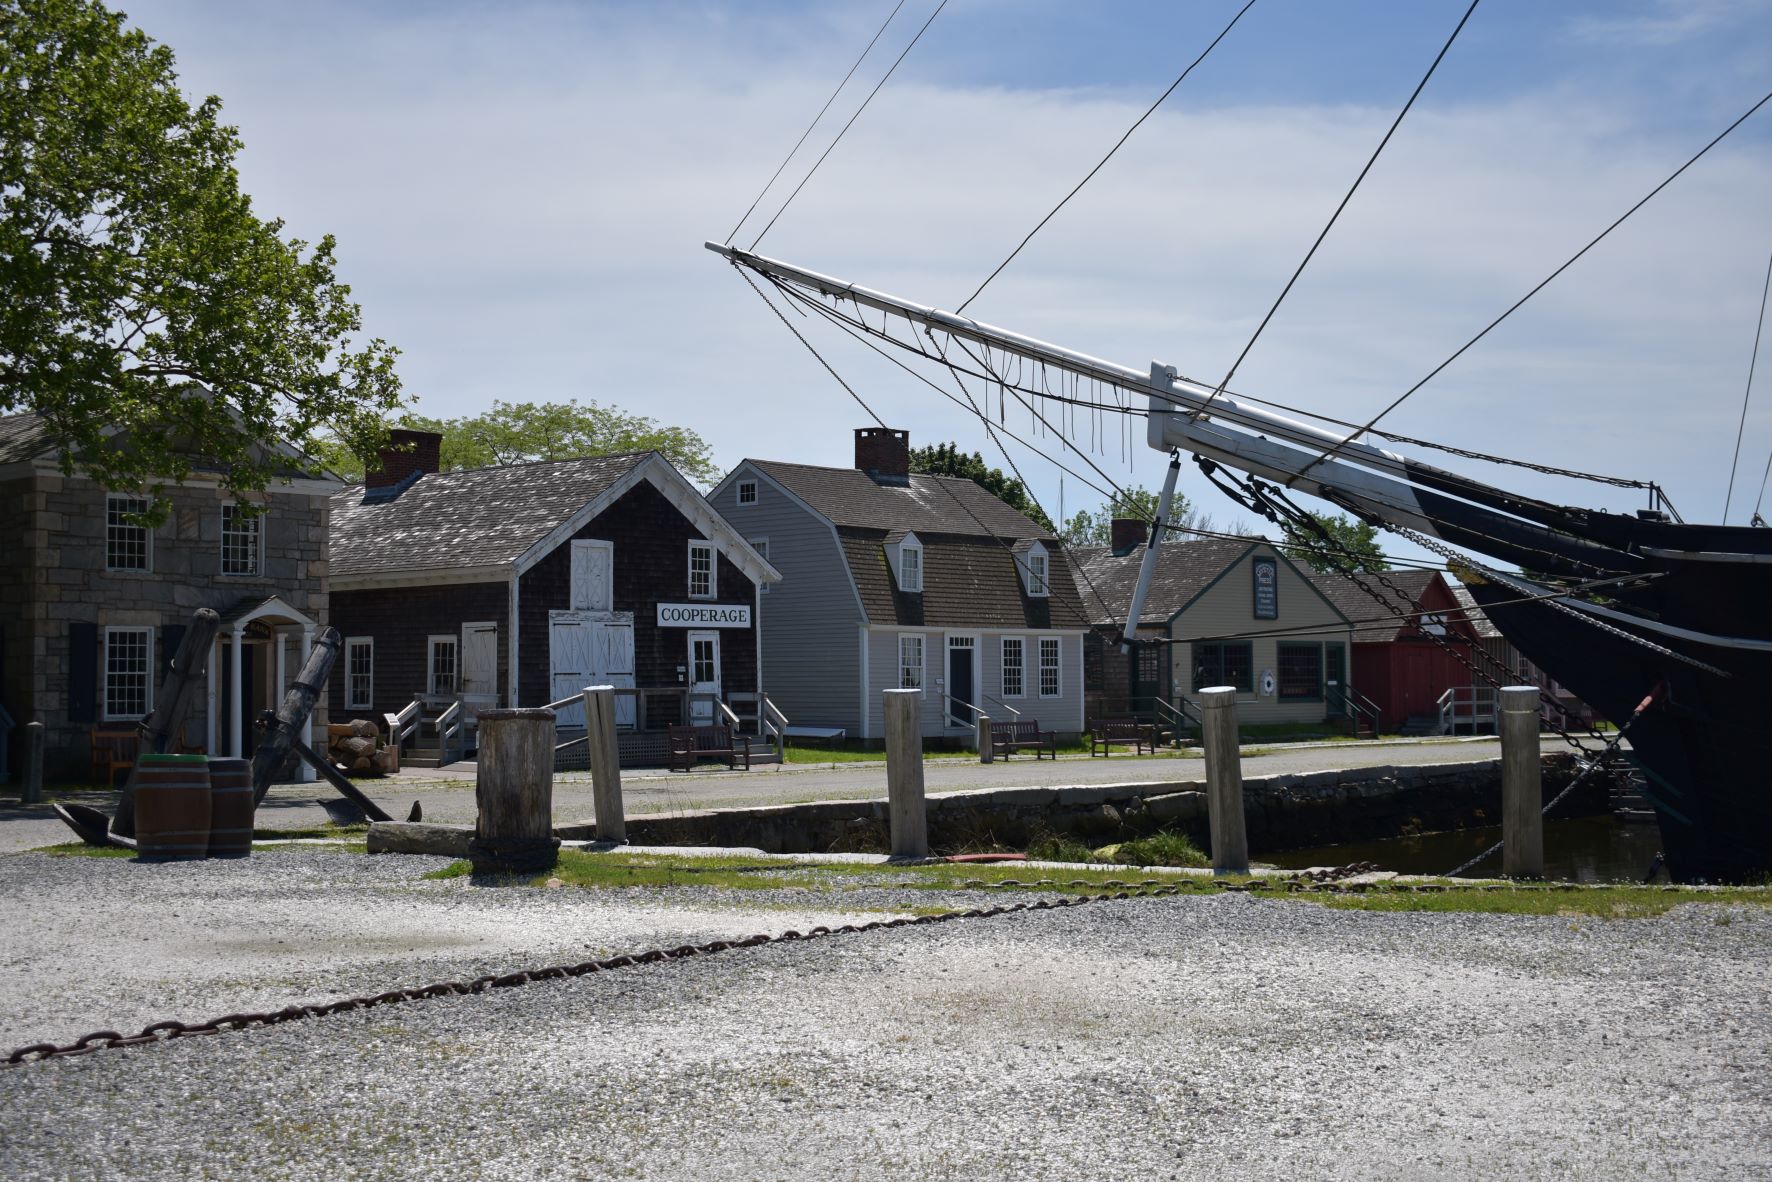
120;0;1772;550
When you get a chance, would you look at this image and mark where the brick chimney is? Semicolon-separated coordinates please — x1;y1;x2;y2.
365;428;443;489
1110;517;1148;554
854;427;910;485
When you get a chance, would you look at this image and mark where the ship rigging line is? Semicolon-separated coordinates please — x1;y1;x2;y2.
953;0;1261;316
1301;84;1772;480
781;276;1461;573
724;0;908;245
749;0;949;250
1196;0;1482;419
1724;248;1772;524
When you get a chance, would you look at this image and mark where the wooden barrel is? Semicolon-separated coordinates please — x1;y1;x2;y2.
135;754;212;862
206;757;254;859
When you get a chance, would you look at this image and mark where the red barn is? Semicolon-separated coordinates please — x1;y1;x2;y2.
1308;569;1485;733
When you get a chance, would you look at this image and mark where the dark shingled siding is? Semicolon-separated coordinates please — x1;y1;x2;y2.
328;582;510;721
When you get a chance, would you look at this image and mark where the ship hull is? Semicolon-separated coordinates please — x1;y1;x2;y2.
1464;582;1772;883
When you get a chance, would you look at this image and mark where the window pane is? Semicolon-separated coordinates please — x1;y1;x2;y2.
689;544;713;598
899;635;922;688
901;546;921;592
221;504;261;576
105;629;150;718
1194;643;1253;693
1039;637;1060;697
1028;553;1048;595
737;481;757;504
106;496;150;571
430;639;457;695
347;641;373;709
1277;644;1321;700
1001;638;1023;697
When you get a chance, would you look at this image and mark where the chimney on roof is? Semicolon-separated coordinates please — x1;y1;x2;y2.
854;426;910;486
365;428;443;489
1110;517;1148;555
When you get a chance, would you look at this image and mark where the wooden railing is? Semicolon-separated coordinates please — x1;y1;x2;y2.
384;695;423;756
981;693;1022;720
1151;696;1196;743
1342;686;1385;738
1438;685;1497;735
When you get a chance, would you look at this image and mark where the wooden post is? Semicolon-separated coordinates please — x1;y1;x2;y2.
976;712;992;764
1501;685;1544;879
23;721;44;806
114;608;220;837
584;685;626;844
469;707;561;874
1199;686;1248;875
884;688;928;860
252;627;341;803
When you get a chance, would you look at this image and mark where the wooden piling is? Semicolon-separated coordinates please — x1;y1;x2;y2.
976;713;992;764
583;686;626;844
884;689;928;860
469;708;561;875
1199;686;1248;875
1500;685;1544;879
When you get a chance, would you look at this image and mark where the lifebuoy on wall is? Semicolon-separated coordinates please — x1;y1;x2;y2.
1260;669;1276;697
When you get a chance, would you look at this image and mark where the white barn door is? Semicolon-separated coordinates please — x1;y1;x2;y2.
550;616;595;728
600;621;636;728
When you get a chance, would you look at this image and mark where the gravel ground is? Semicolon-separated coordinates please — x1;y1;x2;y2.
2;850;1768;1180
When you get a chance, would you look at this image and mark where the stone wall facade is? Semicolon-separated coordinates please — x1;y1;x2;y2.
0;471;330;781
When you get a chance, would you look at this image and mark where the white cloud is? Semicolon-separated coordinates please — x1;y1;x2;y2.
124;1;1772;535
1571;0;1758;47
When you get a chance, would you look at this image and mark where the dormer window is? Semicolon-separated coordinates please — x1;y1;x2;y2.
1019;542;1050;597
737;479;757;505
887;531;923;593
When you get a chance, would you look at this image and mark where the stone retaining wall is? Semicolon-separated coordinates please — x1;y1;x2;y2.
554;752;1596;856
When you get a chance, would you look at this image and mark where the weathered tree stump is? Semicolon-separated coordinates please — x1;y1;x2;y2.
468;708;561;874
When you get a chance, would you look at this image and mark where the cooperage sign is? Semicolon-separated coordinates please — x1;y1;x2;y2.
656;603;752;628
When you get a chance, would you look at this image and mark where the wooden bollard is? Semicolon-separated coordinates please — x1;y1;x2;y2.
23;721;44;805
883;688;928;860
1500;685;1544;878
976;712;992;764
1199;686;1249;875
583;685;626;844
469;708;561;875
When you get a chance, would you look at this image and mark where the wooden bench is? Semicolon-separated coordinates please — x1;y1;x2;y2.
668;724;751;772
1090;719;1155;757
989;719;1056;761
90;726;140;787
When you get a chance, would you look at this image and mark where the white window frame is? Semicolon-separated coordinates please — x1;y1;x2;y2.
427;634;459;697
687;540;715;600
1038;635;1062;699
102;626;154;721
105;494;152;573
1000;635;1026;699
220;502;263;577
898;633;924;689
736;479;758;505
898;540;923;593
345;636;374;710
1021;542;1050;597
750;537;770;593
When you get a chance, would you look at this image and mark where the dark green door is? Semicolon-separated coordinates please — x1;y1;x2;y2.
1324;643;1347;717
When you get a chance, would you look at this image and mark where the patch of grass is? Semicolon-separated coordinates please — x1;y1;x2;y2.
423;860;473;880
29;841;136;858
1026;834;1096;864
1109;831;1209;869
1311;883;1772;918
252;824;368;841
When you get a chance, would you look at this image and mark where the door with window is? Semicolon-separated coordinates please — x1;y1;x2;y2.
688;630;721;725
946;636;976;728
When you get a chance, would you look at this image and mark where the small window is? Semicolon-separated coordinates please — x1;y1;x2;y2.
220;503;262;576
736;480;758;505
428;635;459;696
106;495;151;572
1001;636;1025;698
898;543;922;593
898;634;924;689
1038;637;1061;698
345;637;374;710
103;627;153;720
688;541;715;599
1419;611;1448;636
751;538;770;594
1193;642;1254;694
1027;551;1049;597
1277;643;1323;700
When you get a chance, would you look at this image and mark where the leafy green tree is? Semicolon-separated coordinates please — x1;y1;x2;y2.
909;442;1055;533
1280;512;1389;573
1;0;402;509
316;399;720;485
1059;484;1193;546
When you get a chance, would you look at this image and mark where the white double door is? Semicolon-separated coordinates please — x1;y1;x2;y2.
549;611;635;728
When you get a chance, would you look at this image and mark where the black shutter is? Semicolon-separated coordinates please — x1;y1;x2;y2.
160;624;186;680
68;622;98;723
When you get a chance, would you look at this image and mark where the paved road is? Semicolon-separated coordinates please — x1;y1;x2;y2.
0;735;1577;853
0;847;1763;1181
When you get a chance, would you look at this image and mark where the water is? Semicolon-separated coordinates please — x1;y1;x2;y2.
1263;814;1666;883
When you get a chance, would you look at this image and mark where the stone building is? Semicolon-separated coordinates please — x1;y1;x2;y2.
0;412;338;781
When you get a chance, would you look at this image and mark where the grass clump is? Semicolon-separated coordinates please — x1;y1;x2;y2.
1109;831;1209;868
30;841;135;859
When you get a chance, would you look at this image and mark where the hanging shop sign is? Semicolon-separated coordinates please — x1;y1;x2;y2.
656;603;752;629
1252;557;1279;620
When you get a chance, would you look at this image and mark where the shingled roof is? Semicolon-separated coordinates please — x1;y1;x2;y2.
1448;584;1503;639
331;452;648;577
0;413;53;465
1069;537;1260;627
750;460;1045;538
1306;567;1463;642
839;529;1091;629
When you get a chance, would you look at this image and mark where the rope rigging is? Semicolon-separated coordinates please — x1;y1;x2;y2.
1725;248;1772;524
